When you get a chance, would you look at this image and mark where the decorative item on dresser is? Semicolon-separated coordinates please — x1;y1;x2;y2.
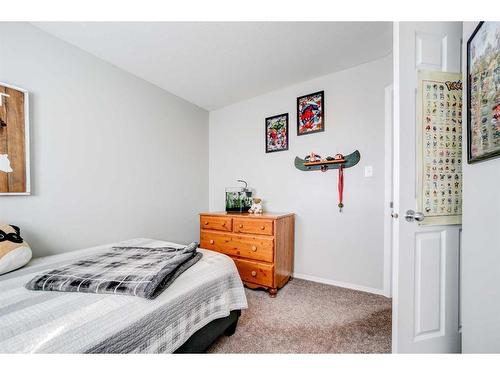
200;212;294;297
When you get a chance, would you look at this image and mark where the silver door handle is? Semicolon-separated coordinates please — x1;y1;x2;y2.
405;209;425;222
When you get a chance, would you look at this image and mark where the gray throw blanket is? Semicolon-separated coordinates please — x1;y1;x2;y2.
25;242;202;299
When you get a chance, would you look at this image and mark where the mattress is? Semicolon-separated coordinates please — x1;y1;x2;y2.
0;238;248;353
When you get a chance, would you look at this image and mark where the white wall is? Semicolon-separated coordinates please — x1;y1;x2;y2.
0;23;209;256
209;55;392;293
461;22;500;353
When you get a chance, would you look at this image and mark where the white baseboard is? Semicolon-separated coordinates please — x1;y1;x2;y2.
293;272;386;297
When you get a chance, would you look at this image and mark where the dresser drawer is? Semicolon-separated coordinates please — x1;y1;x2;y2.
233;218;274;236
233;258;274;287
200;231;273;263
200;216;232;232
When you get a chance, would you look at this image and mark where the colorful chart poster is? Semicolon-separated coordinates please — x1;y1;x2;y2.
417;70;462;225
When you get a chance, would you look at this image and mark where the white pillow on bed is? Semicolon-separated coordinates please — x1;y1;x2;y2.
0;224;32;275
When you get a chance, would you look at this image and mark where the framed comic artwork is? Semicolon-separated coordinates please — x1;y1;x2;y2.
297;91;324;136
265;113;289;153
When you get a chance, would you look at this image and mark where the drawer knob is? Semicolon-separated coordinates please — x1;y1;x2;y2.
261;226;265;230
222;222;226;227
239;224;243;228
251;271;257;277
209;239;214;245
251;245;257;252
204;221;209;225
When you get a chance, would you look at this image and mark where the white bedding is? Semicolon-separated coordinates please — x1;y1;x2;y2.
0;238;247;353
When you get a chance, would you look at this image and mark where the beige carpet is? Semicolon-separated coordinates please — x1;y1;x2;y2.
207;278;392;353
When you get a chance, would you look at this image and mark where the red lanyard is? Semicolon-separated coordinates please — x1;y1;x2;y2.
338;164;344;212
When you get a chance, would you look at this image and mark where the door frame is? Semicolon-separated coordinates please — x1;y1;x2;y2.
391;21;401;353
383;84;394;299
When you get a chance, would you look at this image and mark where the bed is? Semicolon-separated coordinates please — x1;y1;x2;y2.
0;238;247;353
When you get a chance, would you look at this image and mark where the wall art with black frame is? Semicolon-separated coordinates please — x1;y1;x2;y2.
265;113;289;153
466;21;500;163
297;90;324;136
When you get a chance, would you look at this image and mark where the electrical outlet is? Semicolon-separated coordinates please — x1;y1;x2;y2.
364;165;373;177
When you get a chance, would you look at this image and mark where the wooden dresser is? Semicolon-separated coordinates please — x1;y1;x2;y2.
199;212;294;297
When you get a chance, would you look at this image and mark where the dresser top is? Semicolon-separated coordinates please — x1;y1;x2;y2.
200;212;294;219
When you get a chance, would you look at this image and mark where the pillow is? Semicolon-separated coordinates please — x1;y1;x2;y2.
0;224;32;275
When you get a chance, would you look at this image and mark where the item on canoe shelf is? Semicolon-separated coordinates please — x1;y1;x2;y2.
294;150;361;212
305;152;322;162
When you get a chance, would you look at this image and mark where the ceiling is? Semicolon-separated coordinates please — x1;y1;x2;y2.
33;22;392;110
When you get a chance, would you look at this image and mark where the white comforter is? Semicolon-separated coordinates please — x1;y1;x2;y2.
0;238;247;353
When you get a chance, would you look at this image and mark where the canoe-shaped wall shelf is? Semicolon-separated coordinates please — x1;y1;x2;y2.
294;150;361;172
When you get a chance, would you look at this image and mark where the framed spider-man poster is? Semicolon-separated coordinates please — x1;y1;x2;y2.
297;90;324;136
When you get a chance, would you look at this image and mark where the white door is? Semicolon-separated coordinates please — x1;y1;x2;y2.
392;21;462;353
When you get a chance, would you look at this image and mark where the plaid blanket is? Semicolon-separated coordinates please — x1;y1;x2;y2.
25;242;202;299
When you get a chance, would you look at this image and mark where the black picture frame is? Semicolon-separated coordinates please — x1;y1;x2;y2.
265;113;289;153
296;90;325;136
466;21;500;164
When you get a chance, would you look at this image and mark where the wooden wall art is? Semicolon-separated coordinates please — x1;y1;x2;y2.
0;82;30;195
